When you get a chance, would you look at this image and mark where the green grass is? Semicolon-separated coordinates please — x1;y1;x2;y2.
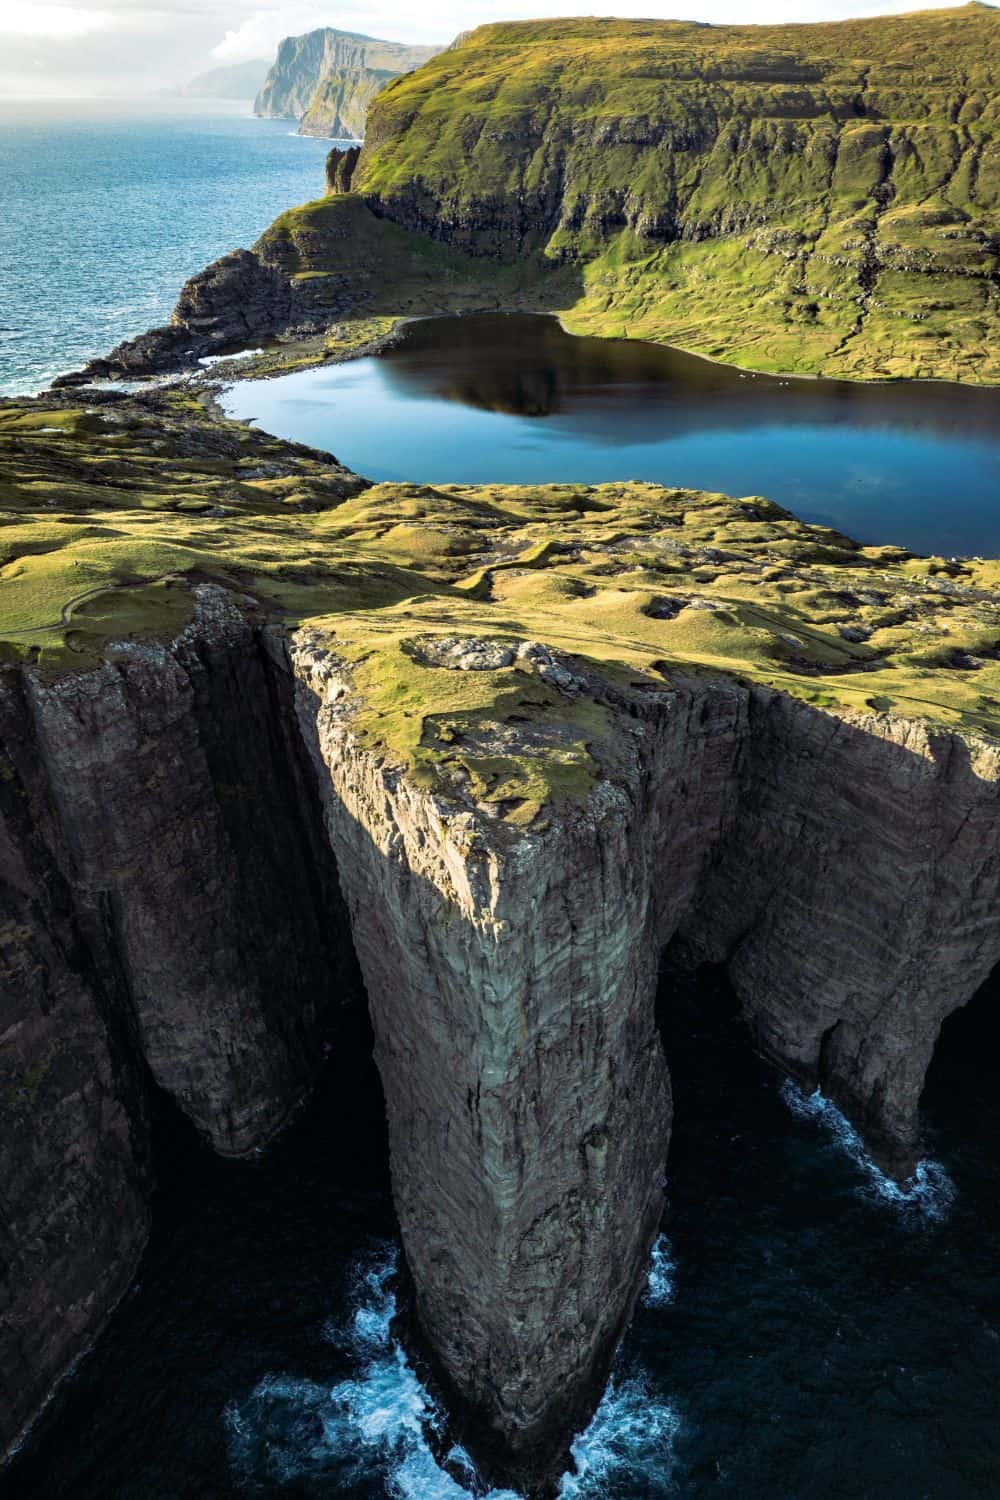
262;4;1000;383
7;390;1000;820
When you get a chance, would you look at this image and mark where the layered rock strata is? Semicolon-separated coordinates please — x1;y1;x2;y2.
0;599;355;1458
286;633;1000;1487
254;26;439;132
290;646;743;1484
5;399;1000;1486
682;689;1000;1178
71;5;1000;385
5;595;1000;1486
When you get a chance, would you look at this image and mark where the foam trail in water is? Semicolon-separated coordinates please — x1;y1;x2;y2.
227;1242;681;1497
781;1081;955;1221
642;1232;677;1309
557;1377;680;1498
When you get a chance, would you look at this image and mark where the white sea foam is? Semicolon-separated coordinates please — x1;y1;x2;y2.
642;1232;677;1309
197;348;265;367
781;1080;955;1221
558;1377;680;1498
226;1242;682;1497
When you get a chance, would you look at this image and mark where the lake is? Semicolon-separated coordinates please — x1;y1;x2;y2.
222;312;1000;558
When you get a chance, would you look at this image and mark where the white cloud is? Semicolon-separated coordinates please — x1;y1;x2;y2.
0;0;978;95
211;6;341;61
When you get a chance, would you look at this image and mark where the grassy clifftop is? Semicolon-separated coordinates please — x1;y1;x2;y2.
339;4;998;380
6;390;1000;822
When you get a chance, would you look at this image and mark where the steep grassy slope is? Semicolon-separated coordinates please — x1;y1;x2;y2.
84;6;998;385
347;4;999;380
298;65;402;139
6;389;1000;823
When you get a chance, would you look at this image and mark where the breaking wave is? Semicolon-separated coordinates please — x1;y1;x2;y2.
226;1244;680;1498
781;1081;955;1221
642;1232;677;1309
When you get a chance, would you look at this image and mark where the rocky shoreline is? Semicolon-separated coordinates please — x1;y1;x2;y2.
5;4;1000;1487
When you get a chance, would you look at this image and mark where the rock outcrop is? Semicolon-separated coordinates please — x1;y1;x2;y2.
76;7;998;385
253;26;438;134
289;645;745;1485
0;597;357;1460
64;248;295;381
284;635;1000;1489
326;144;361;196
5;395;1000;1488
681;690;1000;1179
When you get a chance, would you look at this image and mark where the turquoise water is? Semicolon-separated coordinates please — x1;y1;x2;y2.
0;100;335;395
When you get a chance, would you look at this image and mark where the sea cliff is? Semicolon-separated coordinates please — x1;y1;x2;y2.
3;389;1000;1487
73;4;1000;386
254;27;439;137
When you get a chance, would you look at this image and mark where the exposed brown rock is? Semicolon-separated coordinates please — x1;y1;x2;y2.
326;144;361;195
0;598;357;1459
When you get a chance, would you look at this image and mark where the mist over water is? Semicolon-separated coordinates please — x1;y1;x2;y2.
6;965;999;1498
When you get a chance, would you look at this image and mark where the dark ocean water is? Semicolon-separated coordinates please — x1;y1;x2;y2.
0;101;336;396
7;966;998;1499
222;312;1000;558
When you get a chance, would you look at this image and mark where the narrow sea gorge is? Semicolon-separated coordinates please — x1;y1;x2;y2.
221;314;1000;558
6;965;999;1497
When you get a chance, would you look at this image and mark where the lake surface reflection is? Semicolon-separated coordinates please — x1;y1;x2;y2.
223;314;1000;558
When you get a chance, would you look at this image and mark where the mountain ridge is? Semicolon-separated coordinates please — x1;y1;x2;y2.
82;4;999;385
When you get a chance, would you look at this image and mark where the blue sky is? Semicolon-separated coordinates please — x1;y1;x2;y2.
0;0;976;96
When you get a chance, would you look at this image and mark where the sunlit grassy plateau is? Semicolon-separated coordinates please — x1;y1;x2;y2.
4;6;1000;824
255;3;1000;383
5;384;1000;823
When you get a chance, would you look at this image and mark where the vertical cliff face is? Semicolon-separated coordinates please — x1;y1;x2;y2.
290;636;746;1486
0;595;357;1459
5;591;1000;1483
682;688;1000;1178
285;623;1000;1488
254;27;439;126
0;672;151;1459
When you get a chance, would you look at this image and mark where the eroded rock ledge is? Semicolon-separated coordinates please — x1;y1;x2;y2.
4;399;1000;1486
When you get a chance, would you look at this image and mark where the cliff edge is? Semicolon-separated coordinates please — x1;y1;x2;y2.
3;389;1000;1488
254;26;440;136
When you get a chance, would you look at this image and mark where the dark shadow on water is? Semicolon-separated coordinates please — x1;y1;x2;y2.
221;313;1000;557
4;1000;394;1500
639;961;1000;1499
6;961;999;1498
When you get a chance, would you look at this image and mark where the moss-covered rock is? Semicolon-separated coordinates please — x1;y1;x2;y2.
352;4;1000;381
86;5;999;387
7;387;1000;820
